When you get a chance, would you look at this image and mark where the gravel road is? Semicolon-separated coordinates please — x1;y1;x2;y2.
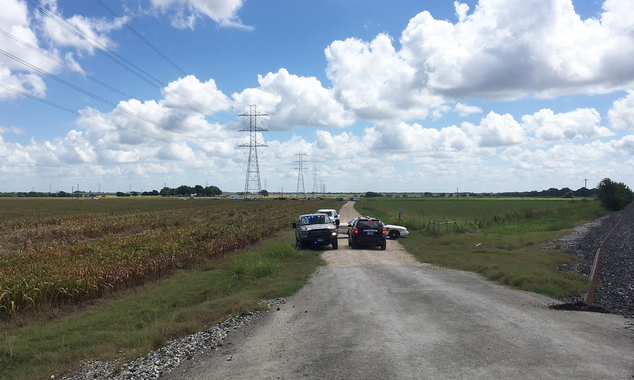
158;201;633;380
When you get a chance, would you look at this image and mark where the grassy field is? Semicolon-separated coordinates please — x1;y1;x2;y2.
1;230;324;380
0;197;339;317
0;197;341;379
355;197;607;297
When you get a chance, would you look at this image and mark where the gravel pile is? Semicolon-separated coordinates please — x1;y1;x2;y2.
57;298;285;380
557;204;634;320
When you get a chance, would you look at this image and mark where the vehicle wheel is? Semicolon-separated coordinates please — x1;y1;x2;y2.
332;239;338;250
347;236;352;246
389;230;399;239
380;240;386;250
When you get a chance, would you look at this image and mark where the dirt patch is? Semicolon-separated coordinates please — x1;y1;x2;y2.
321;201;429;268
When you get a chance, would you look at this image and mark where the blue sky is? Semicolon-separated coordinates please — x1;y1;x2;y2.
1;0;633;194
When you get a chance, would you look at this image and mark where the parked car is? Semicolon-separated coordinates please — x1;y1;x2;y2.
293;213;338;249
347;216;386;250
338;217;408;239
316;209;340;225
383;224;409;239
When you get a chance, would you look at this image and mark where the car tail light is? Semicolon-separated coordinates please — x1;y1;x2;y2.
354;228;358;234
382;229;386;235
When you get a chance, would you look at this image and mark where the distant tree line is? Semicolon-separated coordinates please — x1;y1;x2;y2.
489;187;598;198
0;185;223;198
159;185;222;197
0;191;76;197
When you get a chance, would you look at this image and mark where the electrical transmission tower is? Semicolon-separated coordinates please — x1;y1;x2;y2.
312;167;319;195
239;105;268;198
295;151;307;198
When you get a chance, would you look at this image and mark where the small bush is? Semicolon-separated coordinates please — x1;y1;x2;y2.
597;178;634;211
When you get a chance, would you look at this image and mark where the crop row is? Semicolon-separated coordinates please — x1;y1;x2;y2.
0;199;332;316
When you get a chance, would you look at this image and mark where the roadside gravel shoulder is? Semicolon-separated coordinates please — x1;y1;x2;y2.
557;203;634;319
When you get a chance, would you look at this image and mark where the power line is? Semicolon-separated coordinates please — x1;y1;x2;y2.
92;0;236;123
0;48;197;139
25;0;229;121
0;29;214;135
94;0;188;76
0;83;172;144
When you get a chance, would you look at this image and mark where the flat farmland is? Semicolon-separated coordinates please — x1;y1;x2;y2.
0;197;337;317
355;197;608;297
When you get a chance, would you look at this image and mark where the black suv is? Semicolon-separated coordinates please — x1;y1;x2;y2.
347;217;386;250
293;213;338;250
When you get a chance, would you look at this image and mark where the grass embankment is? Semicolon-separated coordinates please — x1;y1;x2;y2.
356;197;607;297
1;230;324;380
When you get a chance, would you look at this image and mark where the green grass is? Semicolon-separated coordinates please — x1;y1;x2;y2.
355;197;607;297
355;197;605;231
0;197;341;316
0;231;324;380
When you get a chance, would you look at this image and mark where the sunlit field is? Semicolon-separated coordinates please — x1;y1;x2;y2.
0;197;338;317
355;197;607;297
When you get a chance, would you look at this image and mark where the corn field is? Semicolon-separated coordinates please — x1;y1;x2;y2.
0;197;333;316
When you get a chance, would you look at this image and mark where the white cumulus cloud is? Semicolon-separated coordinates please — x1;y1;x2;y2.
521;108;612;140
608;90;634;129
232;69;355;131
398;0;634;100
462;111;526;147
453;102;482;117
325;34;445;122
148;0;250;29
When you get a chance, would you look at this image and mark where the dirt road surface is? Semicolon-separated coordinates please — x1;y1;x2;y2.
163;201;633;379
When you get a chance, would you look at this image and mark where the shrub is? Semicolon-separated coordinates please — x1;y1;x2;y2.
597;178;634;211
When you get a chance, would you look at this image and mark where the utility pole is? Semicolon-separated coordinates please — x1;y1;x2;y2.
584;179;588;189
295;151;307;198
239;105;268;199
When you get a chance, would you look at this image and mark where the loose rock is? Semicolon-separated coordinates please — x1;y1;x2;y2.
556;203;634;320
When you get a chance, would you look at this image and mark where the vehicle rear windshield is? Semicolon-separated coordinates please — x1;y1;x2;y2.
357;221;382;229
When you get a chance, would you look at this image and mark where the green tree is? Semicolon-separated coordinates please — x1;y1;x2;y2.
204;186;222;196
260;189;269;197
176;185;193;196
597;178;634;211
160;187;172;197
